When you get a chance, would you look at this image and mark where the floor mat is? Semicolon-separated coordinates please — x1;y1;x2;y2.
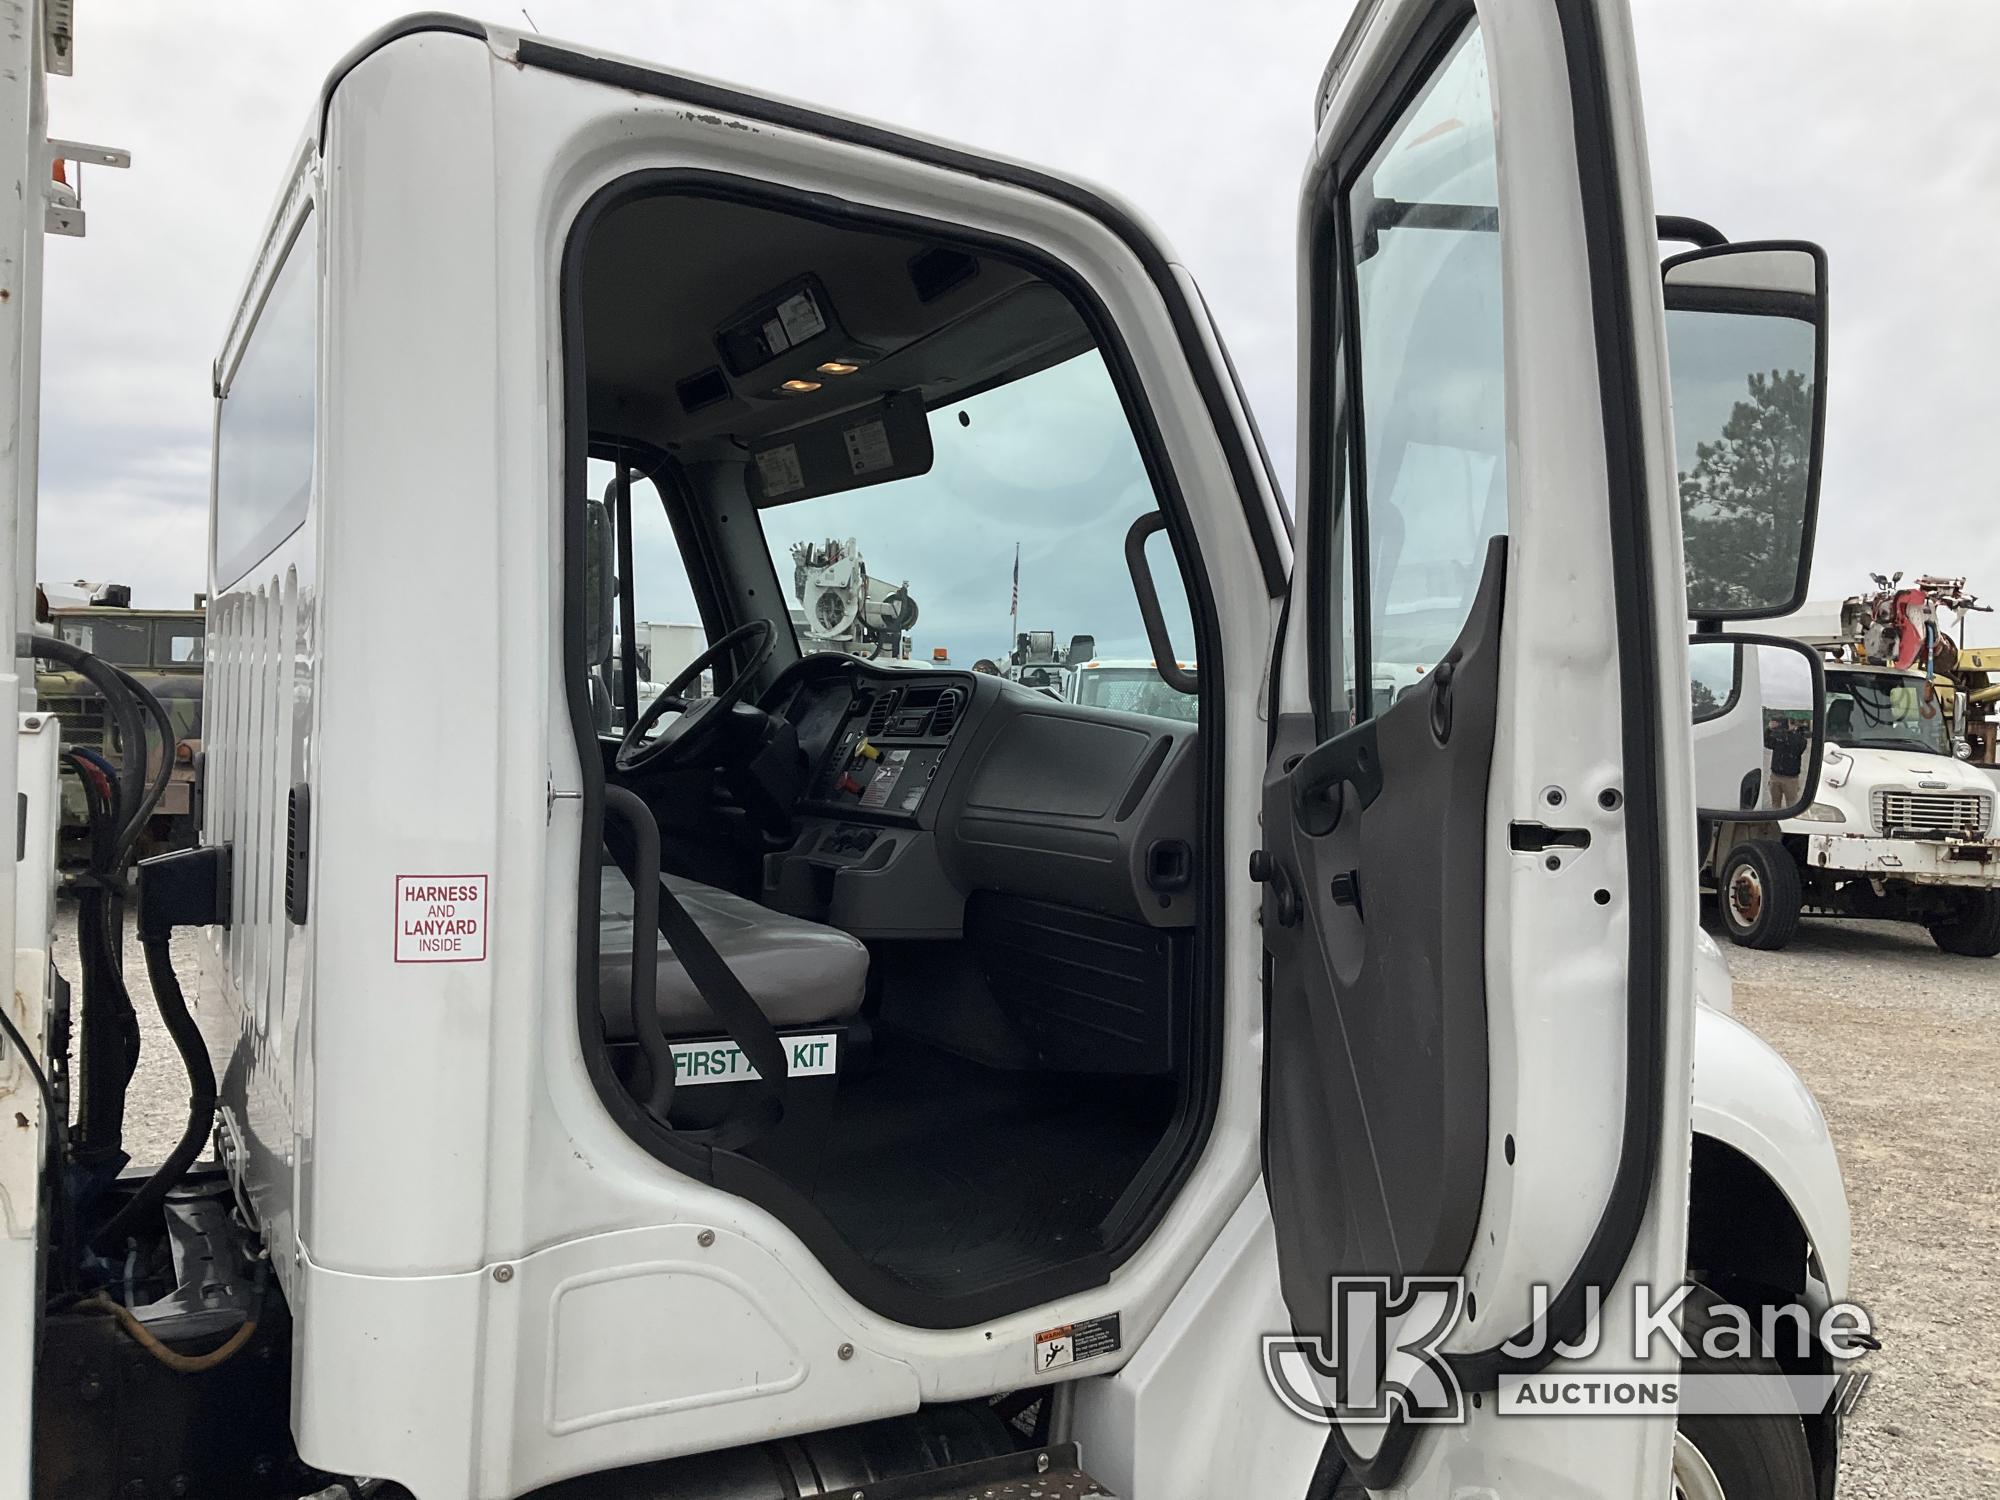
807;1038;1172;1301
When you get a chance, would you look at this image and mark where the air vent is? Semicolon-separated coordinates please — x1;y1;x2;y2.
286;782;311;925
864;690;897;736
907;246;979;304
676;366;730;414
931;689;961;737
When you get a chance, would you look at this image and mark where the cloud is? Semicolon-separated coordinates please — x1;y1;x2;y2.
38;1;2000;636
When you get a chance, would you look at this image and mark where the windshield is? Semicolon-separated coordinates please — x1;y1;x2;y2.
1825;669;1950;756
755;352;1193;672
1073;667;1198;723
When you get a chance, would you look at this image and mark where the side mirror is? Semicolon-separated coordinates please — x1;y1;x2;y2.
583;496;616;670
1066;634;1096;666
1689;633;1826;821
1664;242;1827;621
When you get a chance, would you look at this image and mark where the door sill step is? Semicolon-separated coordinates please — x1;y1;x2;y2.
848;1442;1115;1500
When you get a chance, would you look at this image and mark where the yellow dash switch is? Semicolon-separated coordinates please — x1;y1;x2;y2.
855;740;882;762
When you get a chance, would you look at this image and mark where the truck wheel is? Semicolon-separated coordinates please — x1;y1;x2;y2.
1718;841;1802;951
1673;1287;1816;1499
1927;890;2000;958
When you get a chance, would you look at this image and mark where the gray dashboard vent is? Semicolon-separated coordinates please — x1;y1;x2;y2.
864;689;897;737
931;689;961;737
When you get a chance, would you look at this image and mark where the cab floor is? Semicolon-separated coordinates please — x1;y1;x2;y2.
805;1037;1173;1300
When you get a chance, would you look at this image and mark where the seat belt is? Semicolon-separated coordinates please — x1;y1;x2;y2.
600;792;787;1149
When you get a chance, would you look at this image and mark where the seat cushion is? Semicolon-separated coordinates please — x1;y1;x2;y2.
598;868;868;1039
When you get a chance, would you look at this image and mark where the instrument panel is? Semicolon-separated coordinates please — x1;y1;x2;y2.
780;668;975;823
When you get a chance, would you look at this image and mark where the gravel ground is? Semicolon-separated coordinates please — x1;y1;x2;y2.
48;902;1994;1493
1711;904;2000;1498
51;903;202;1167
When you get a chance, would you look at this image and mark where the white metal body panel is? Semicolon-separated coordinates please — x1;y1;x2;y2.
1787;744;1999;883
197;140;318;1310
1690;1008;1850;1300
1286;0;1697;1490
0;4;50;1492
199;26;1284;1497
180;15;1848;1500
1;716;59;1500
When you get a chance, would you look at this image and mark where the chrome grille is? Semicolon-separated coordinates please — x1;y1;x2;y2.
1873;789;1991;838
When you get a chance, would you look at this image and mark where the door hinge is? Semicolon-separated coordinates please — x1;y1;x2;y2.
1249;849;1301;927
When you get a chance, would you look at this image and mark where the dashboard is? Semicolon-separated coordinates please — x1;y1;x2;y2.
757;655;1201;939
773;665;976;824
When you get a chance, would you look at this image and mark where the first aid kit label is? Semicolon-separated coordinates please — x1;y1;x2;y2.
670;1031;840;1087
395;875;488;963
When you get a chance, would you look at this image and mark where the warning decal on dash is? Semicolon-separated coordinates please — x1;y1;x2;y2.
394;874;488;963
1033;1313;1122;1373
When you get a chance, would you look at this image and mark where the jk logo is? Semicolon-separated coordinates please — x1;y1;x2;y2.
1263;1277;1467;1425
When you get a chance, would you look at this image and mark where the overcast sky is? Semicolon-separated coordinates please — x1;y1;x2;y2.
37;1;2000;646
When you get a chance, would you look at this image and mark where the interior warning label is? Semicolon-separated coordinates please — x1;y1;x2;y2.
394;874;488;963
1033;1313;1121;1373
842;417;894;475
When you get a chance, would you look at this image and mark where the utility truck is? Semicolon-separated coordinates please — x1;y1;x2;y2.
1694;582;2000;954
2;5;1865;1499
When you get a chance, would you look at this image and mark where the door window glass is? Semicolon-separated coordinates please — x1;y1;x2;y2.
1340;24;1504;700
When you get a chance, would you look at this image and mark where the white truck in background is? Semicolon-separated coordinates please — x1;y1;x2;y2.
1695;604;2000;955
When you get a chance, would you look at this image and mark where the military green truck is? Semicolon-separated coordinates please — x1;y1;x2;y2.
35;595;206;857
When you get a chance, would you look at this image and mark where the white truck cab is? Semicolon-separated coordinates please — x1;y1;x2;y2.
2;5;1861;1499
1698;650;2000;954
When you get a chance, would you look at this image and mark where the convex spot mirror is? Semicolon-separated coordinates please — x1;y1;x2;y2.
1689;633;1826;822
1664;241;1828;621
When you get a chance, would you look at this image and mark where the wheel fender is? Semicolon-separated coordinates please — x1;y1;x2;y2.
1692;924;1733;1019
1692;1006;1851;1300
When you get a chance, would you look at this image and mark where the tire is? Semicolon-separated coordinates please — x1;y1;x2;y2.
1674;1287;1816;1500
1718;841;1803;951
1928;889;2000;957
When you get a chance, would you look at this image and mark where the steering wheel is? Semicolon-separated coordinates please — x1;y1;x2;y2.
616;619;777;775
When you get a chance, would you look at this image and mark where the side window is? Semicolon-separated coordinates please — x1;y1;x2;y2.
57;616;152;666
587;458;710;730
215;216;317;590
156;622;204;665
1330;24;1504;714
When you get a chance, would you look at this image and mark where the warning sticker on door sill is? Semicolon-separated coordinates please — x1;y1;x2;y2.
1033;1313;1121;1373
669;1031;839;1087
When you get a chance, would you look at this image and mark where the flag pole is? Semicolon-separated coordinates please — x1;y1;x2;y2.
1009;542;1020;656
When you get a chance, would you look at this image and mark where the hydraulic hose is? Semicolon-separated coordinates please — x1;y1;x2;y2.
90;934;218;1255
21;631;153;838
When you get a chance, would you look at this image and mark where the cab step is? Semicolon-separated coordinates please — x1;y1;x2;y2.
846;1442;1114;1500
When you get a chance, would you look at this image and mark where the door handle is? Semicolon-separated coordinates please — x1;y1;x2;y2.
1290;718;1382;836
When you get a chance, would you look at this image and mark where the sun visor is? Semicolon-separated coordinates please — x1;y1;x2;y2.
748;391;933;505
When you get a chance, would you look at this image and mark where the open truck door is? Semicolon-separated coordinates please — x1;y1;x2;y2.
1259;0;1699;1489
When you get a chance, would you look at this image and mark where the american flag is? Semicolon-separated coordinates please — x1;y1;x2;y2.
1010;544;1020;615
